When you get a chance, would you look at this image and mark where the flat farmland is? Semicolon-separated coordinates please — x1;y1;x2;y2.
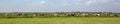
0;17;120;24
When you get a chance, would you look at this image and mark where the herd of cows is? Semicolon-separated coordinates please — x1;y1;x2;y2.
53;13;119;17
0;12;120;17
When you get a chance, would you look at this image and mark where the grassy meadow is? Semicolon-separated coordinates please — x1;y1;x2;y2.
0;17;120;24
0;13;120;24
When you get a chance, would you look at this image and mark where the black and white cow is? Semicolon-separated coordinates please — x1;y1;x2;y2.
66;13;76;16
17;13;27;16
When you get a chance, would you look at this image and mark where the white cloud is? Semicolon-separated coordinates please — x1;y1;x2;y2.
84;0;116;6
30;1;47;8
26;0;32;1
77;0;83;1
61;3;72;7
40;1;45;4
0;0;120;12
58;0;120;12
86;1;95;6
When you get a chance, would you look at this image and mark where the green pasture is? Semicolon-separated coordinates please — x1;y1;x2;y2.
0;14;120;24
0;17;120;24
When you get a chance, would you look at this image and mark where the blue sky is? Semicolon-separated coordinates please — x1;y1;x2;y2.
0;0;120;12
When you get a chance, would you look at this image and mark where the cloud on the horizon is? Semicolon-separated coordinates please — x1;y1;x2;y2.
0;0;120;12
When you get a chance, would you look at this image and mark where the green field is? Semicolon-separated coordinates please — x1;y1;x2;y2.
0;17;120;24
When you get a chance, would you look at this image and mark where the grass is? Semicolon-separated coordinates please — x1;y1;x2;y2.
0;17;120;24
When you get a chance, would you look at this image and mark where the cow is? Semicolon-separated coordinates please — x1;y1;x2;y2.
33;13;43;16
76;14;81;16
66;13;76;16
107;14;118;17
17;13;27;16
93;14;101;16
109;14;114;16
81;13;89;17
33;14;37;16
54;14;59;16
53;13;66;16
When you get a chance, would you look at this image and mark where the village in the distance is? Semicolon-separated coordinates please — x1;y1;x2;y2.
0;12;120;17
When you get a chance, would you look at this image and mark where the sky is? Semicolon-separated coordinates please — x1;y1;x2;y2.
0;0;120;12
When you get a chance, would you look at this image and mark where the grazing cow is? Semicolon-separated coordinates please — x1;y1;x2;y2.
66;14;76;16
17;13;27;16
108;14;118;17
53;13;67;16
36;14;45;16
53;13;66;16
93;14;101;16
81;13;89;16
54;14;59;16
76;14;80;16
33;13;39;16
33;13;44;16
59;15;64;16
33;14;37;16
109;14;114;16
